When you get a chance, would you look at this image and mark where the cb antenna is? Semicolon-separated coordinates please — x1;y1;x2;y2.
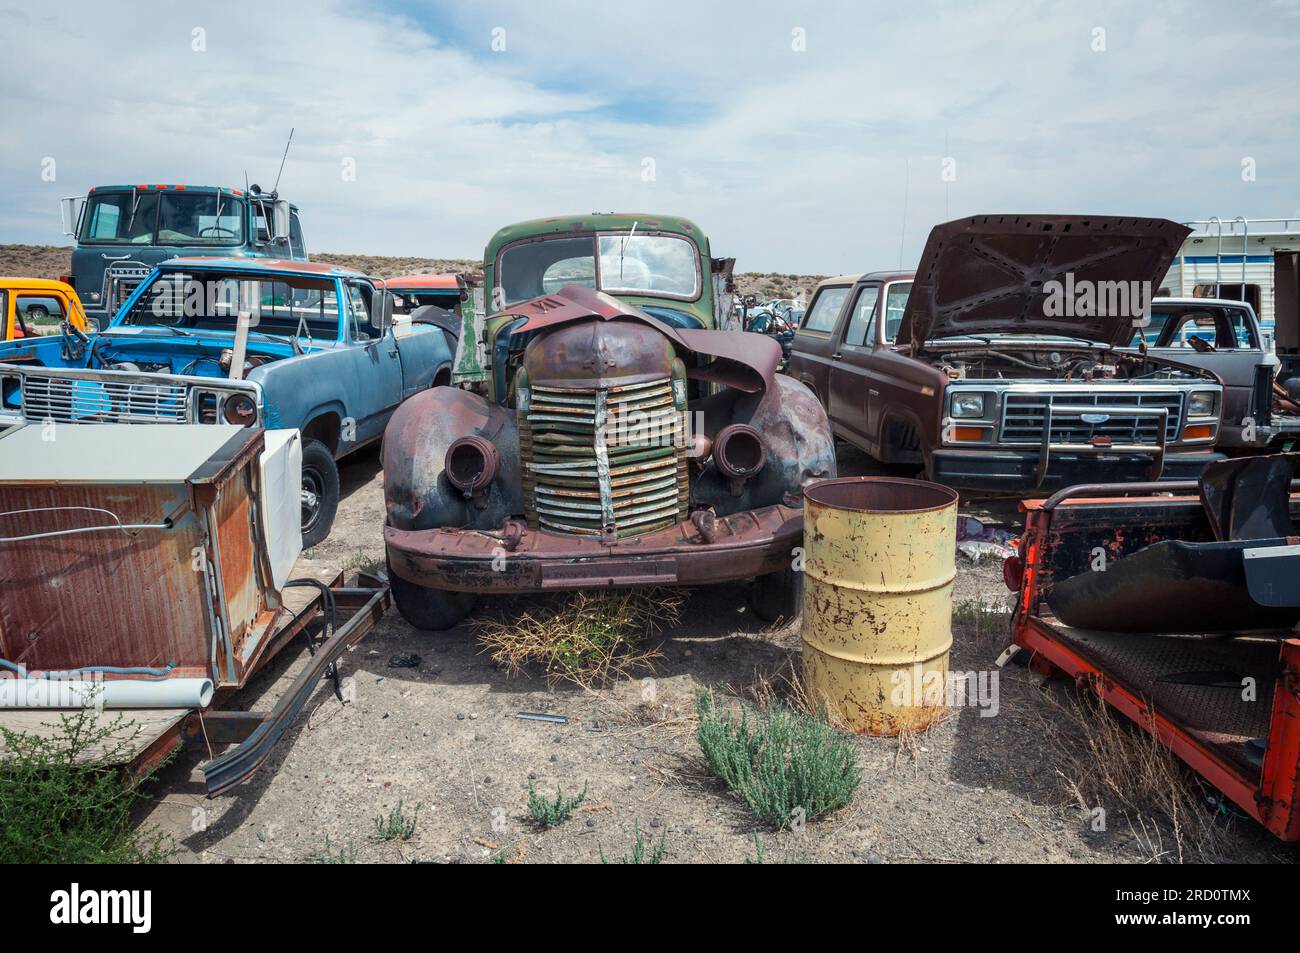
272;127;295;196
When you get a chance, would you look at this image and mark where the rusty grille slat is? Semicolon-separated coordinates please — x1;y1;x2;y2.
520;377;688;538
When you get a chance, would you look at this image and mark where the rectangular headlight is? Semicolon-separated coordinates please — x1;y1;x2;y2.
951;393;986;418
1188;391;1218;417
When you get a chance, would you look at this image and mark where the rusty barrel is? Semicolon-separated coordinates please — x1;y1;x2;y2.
800;476;958;735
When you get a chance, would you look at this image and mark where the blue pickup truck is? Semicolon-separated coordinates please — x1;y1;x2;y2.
0;257;456;545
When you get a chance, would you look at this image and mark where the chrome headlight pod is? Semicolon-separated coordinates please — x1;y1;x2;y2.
950;392;987;419
1188;390;1219;418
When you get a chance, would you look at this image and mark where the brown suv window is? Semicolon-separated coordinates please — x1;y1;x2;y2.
842;286;880;347
802;286;850;333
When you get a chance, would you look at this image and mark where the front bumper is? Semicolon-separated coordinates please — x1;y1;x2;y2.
385;503;803;593
930;447;1224;492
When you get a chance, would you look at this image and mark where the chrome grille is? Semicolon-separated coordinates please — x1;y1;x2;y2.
103;262;151;312
21;375;188;423
520;377;689;538
1000;392;1183;445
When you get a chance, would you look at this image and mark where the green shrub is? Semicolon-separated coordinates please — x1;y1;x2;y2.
528;781;587;829
599;823;667;864
695;690;860;830
316;835;357;864
0;710;173;864
373;799;421;841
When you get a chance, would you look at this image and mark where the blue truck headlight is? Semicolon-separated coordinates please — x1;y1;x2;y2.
951;393;986;418
1187;391;1218;417
222;393;258;426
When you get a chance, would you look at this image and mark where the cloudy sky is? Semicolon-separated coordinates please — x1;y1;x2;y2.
1;0;1297;273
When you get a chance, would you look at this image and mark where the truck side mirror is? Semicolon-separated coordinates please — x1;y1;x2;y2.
272;200;291;243
60;197;84;238
370;290;394;332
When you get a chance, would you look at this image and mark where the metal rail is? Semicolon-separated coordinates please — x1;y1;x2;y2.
198;585;388;796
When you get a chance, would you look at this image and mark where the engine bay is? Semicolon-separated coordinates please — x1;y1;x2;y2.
929;344;1213;383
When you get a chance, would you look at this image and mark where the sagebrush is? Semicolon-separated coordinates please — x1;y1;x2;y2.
0;710;173;864
373;800;421;841
528;781;587;829
599;823;667;864
695;690;860;830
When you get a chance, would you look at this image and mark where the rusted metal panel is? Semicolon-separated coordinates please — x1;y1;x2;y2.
212;468;265;664
800;477;958;735
0;482;210;676
0;425;269;685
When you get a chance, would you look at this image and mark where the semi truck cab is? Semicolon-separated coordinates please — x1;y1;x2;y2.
60;184;306;328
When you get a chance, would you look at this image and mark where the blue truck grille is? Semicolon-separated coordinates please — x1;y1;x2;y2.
21;375;188;424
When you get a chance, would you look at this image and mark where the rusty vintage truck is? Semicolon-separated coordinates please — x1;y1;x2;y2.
381;213;835;630
786;215;1228;492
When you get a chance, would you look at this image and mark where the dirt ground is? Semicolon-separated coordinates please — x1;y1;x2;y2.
125;443;1294;865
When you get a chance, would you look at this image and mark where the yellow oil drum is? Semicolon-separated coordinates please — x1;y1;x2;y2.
801;476;958;735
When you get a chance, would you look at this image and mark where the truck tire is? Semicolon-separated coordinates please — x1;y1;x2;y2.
386;552;477;631
750;566;803;623
300;439;340;548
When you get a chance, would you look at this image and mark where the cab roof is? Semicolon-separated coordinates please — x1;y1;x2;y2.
486;213;706;254
813;271;915;288
379;273;461;290
157;257;366;279
0;277;78;292
87;184;299;210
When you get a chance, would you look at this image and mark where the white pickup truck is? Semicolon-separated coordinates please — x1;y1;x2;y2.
1127;296;1300;450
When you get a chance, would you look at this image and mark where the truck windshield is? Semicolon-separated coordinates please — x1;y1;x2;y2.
79;191;244;246
120;271;338;337
498;232;700;305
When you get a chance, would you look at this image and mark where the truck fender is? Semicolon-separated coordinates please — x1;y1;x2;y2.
689;375;837;515
382;386;523;532
298;401;349;455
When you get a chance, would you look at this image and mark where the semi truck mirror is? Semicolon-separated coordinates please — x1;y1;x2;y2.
60;197;84;237
272;200;291;243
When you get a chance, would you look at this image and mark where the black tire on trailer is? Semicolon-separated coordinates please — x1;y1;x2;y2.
385;550;477;631
300;438;340;548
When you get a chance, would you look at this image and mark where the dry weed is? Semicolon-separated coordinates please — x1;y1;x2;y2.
1036;683;1232;863
475;588;683;688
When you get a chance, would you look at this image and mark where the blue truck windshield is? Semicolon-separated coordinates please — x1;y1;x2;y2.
120;271;339;337
80;191;245;246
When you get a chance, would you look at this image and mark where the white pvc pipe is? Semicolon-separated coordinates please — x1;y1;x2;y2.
0;677;214;710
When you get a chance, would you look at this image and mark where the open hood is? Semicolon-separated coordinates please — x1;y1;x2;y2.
896;215;1190;349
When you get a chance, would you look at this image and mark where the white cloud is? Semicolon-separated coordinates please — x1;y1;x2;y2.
0;0;1297;273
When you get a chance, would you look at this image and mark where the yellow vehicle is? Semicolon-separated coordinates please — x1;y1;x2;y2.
1;278;89;342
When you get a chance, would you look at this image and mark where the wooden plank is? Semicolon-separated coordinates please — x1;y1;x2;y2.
0;708;188;764
279;560;338;615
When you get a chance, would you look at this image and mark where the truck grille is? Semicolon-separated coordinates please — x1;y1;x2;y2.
519;377;689;538
1000;392;1183;445
21;376;188;423
103;262;151;312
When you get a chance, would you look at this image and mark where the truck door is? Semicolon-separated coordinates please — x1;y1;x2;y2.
827;283;881;448
789;283;851;410
344;281;401;442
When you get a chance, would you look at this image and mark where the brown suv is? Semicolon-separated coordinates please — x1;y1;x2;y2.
786;215;1227;491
